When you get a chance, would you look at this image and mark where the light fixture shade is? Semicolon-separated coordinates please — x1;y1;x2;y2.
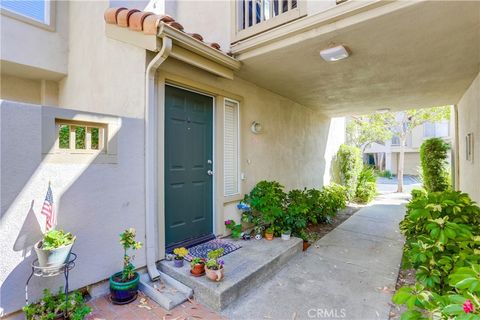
320;45;349;62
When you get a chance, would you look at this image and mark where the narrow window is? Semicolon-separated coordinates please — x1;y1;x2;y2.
224;99;240;197
1;0;50;25
55;119;106;153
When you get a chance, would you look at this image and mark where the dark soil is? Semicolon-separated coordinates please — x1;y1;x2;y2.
306;203;366;240
388;259;416;319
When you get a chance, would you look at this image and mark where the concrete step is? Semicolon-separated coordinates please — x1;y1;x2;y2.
159;237;303;311
139;272;193;310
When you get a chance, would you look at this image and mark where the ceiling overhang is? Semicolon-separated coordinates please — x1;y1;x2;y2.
233;1;480;116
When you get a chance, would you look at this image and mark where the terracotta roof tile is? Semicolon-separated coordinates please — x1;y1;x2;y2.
104;7;224;53
104;7;127;24
129;11;153;32
117;9;140;27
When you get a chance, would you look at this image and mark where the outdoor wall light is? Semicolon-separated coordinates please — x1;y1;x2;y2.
250;121;263;134
320;45;349;62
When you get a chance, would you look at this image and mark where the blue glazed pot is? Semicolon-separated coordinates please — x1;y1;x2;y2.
174;258;184;268
109;272;139;305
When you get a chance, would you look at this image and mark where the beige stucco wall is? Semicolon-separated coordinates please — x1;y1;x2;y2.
457;72;480;202
58;1;146;118
0;74;42;104
158;58;344;239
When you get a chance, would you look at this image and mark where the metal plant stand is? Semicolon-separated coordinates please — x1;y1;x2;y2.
25;253;77;319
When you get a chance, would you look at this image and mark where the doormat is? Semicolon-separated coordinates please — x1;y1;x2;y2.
184;238;241;262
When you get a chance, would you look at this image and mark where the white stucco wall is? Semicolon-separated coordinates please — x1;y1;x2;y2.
457;72;480;202
0;101;146;315
0;1;69;76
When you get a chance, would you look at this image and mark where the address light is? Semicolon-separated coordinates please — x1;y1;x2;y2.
320;45;349;62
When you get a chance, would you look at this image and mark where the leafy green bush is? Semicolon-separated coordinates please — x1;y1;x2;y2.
376;169;393;179
337;144;363;200
354;166;377;203
420;138;451;192
393;190;480;319
23;288;91;320
319;183;347;219
242;180;286;228
40;230;75;250
283;189;310;235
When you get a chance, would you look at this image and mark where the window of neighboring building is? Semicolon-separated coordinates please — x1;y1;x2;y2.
1;0;54;29
224;99;240;197
56;119;107;153
391;136;400;146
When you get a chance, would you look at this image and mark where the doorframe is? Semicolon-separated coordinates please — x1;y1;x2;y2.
160;81;217;254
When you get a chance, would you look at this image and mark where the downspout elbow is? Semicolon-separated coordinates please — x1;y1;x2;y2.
145;37;172;281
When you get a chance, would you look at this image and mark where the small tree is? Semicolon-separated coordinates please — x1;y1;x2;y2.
119;228;142;280
420;138;451;192
346;114;393;153
336;144;363;200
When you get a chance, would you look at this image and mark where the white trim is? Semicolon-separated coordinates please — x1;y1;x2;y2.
223;98;241;197
0;0;55;31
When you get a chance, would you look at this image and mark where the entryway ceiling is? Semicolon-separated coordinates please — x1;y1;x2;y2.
234;1;480;116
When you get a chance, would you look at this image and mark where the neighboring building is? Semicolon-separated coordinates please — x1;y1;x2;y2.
362;112;452;176
1;0;479;316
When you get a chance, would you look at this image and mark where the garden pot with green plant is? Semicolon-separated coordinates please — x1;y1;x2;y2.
281;229;291;240
109;228;142;305
264;227;274;240
34;229;75;268
205;248;225;282
190;257;206;276
23;287;91;320
173;247;188;267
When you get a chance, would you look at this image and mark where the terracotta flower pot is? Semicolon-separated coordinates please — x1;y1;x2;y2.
265;232;274;241
191;263;205;276
205;266;224;282
303;241;311;251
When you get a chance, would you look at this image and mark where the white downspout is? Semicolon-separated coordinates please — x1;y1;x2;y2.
145;36;172;281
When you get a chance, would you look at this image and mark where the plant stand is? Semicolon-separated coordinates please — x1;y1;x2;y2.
25;253;77;319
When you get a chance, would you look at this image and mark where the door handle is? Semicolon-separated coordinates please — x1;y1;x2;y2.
207;170;214;176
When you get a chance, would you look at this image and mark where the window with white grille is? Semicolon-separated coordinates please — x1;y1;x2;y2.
224;99;240;197
55;119;107;153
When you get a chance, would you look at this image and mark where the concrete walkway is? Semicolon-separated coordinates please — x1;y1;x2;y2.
222;192;408;320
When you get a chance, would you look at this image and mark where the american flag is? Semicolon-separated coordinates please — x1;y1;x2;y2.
41;184;55;231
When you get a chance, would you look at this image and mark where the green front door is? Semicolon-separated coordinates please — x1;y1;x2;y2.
165;85;214;249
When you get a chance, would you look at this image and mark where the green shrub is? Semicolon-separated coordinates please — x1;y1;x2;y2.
393;189;480;319
242;181;286;229
319;183;348;219
337;144;362;200
284;189;310;235
420;138;451;192
355;166;377;203
376;169;393;179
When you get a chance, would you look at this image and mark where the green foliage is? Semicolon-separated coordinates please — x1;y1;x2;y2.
420;138;451;192
119;228;142;280
337;144;363;199
190;257;206;267
394;189;480;319
40;230;75;250
225;219;242;238
206;248;224;270
347;114;393;150
354;166;377;203
242;180;286;228
23;288;91;320
377;170;393;179
242;181;347;237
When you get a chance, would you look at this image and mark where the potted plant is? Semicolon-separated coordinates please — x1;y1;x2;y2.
34;229;75;268
281;229;291;241
173;247;188;267
264;226;274;240
109;228;142;305
253;225;264;240
23;287;91;320
225;219;242;239
190;257;206;276
205;248;225;282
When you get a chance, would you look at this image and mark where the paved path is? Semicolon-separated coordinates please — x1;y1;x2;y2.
222;192;408;320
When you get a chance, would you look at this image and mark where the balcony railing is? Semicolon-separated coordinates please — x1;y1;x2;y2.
234;0;306;42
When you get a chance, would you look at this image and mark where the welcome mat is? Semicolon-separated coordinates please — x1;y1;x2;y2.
184;238;241;261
